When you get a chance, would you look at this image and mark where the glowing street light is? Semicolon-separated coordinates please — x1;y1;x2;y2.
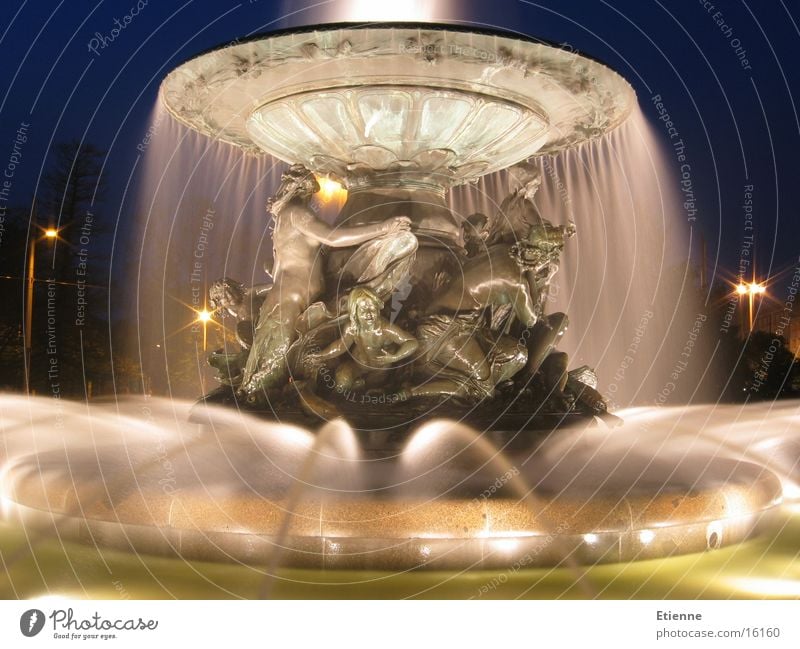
25;223;59;392
195;308;213;351
736;282;765;296
735;281;767;334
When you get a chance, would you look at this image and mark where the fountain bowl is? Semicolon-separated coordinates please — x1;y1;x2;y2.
161;23;635;188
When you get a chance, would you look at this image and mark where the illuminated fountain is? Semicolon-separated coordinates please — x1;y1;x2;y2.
161;24;636;428
0;25;792;580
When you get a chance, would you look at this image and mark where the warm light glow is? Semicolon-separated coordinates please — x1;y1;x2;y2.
639;529;655;545
727;578;800;597
583;533;599;545
31;594;74;603
316;176;347;204
735;282;766;295
44;228;58;238
723;490;752;518
781;482;800;502
196;309;212;323
490;538;521;554
402;420;453;459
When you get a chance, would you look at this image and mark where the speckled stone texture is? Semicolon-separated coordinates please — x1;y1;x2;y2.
1;433;782;570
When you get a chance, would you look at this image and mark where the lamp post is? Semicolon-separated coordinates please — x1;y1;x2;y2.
736;281;766;336
24;227;58;393
195;308;212;351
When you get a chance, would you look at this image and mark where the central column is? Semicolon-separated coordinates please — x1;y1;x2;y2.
327;174;466;304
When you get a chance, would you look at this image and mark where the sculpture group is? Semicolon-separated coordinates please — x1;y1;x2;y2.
206;163;614;426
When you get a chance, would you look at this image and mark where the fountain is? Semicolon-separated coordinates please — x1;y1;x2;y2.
161;23;635;430
0;24;793;586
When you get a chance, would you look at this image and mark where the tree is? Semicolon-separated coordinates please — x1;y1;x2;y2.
0;210;27;388
42;140;105;225
41;139;107;280
24;141;113;396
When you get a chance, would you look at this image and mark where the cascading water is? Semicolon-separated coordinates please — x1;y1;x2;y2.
0;394;793;580
128;103;349;398
2;22;797;601
131;99;695;407
452;105;692;407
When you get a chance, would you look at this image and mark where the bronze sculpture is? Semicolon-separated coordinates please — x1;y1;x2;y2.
306;287;418;394
240;164;415;394
205;161;614;430
158;24;637;431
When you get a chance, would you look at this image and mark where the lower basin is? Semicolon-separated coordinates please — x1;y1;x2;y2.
1;420;782;571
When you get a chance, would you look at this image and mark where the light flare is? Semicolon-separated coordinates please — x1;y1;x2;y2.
490;538;521;554
735;282;766;295
315;176;347;204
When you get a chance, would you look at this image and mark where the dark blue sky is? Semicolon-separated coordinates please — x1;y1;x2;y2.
1;0;798;282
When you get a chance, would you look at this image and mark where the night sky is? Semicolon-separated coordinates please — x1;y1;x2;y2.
0;0;798;289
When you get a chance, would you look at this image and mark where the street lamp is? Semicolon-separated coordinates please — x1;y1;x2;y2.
736;281;766;334
24;226;59;393
195;308;213;351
